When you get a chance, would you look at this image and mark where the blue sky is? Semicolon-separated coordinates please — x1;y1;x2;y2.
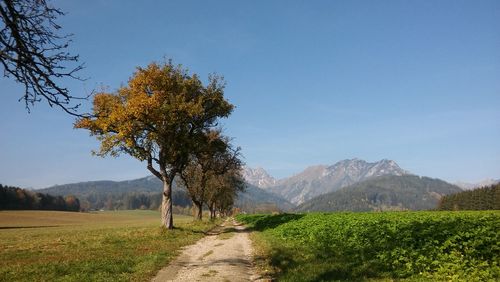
1;0;499;188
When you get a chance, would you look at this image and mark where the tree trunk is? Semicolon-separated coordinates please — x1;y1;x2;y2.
209;202;216;220
209;206;214;220
195;201;203;220
161;179;174;229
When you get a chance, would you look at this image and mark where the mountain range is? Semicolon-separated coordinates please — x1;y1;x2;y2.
37;158;488;213
245;159;408;205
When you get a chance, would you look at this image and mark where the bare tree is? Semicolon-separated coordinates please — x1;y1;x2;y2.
0;0;86;115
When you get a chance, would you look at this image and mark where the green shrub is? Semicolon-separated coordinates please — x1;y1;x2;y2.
238;211;500;281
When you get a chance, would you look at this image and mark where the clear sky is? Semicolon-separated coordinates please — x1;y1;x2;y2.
1;0;499;188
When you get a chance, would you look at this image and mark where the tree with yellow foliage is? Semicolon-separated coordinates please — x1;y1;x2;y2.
75;60;233;229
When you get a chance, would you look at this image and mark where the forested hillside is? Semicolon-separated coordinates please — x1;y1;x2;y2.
438;183;500;210
39;177;293;212
40;177;194;211
296;175;462;212
236;184;294;212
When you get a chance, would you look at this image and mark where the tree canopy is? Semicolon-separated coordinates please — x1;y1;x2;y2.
75;60;234;229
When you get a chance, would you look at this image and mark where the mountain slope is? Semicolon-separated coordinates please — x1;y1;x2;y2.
296;175;462;212
236;184;294;212
268;159;408;205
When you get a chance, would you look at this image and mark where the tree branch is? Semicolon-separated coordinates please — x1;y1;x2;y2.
0;0;88;116
147;155;162;180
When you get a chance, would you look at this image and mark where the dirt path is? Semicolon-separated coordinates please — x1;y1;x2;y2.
152;218;264;282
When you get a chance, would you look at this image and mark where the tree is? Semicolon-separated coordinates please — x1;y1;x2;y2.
0;0;85;115
179;131;242;220
64;195;80;211
204;140;243;219
206;168;245;219
75;60;233;229
180;162;205;219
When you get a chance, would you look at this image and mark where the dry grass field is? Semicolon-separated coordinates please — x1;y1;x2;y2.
0;210;218;281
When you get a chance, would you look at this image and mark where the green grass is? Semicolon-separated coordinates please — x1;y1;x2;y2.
0;210;219;281
237;211;500;282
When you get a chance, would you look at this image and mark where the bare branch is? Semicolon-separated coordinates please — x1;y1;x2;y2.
0;0;87;116
147;155;162;180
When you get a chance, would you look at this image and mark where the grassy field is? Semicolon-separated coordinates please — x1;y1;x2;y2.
0;210;219;281
237;211;500;282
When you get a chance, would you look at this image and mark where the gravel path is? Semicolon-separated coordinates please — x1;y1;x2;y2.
152;219;264;282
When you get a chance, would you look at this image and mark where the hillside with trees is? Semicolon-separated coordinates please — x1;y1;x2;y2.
39;177;293;213
236;183;295;212
438;183;500;210
296;175;462;212
39;177;190;211
0;184;80;211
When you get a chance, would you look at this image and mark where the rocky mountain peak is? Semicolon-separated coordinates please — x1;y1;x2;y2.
324;158;406;179
268;158;410;205
242;166;277;189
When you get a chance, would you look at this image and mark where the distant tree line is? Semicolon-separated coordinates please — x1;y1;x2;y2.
0;184;80;211
46;184;284;215
75;190;242;217
438;183;500;211
76;190;192;212
238;202;281;214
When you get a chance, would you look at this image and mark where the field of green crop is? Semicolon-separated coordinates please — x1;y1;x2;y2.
0;210;219;281
237;211;500;281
